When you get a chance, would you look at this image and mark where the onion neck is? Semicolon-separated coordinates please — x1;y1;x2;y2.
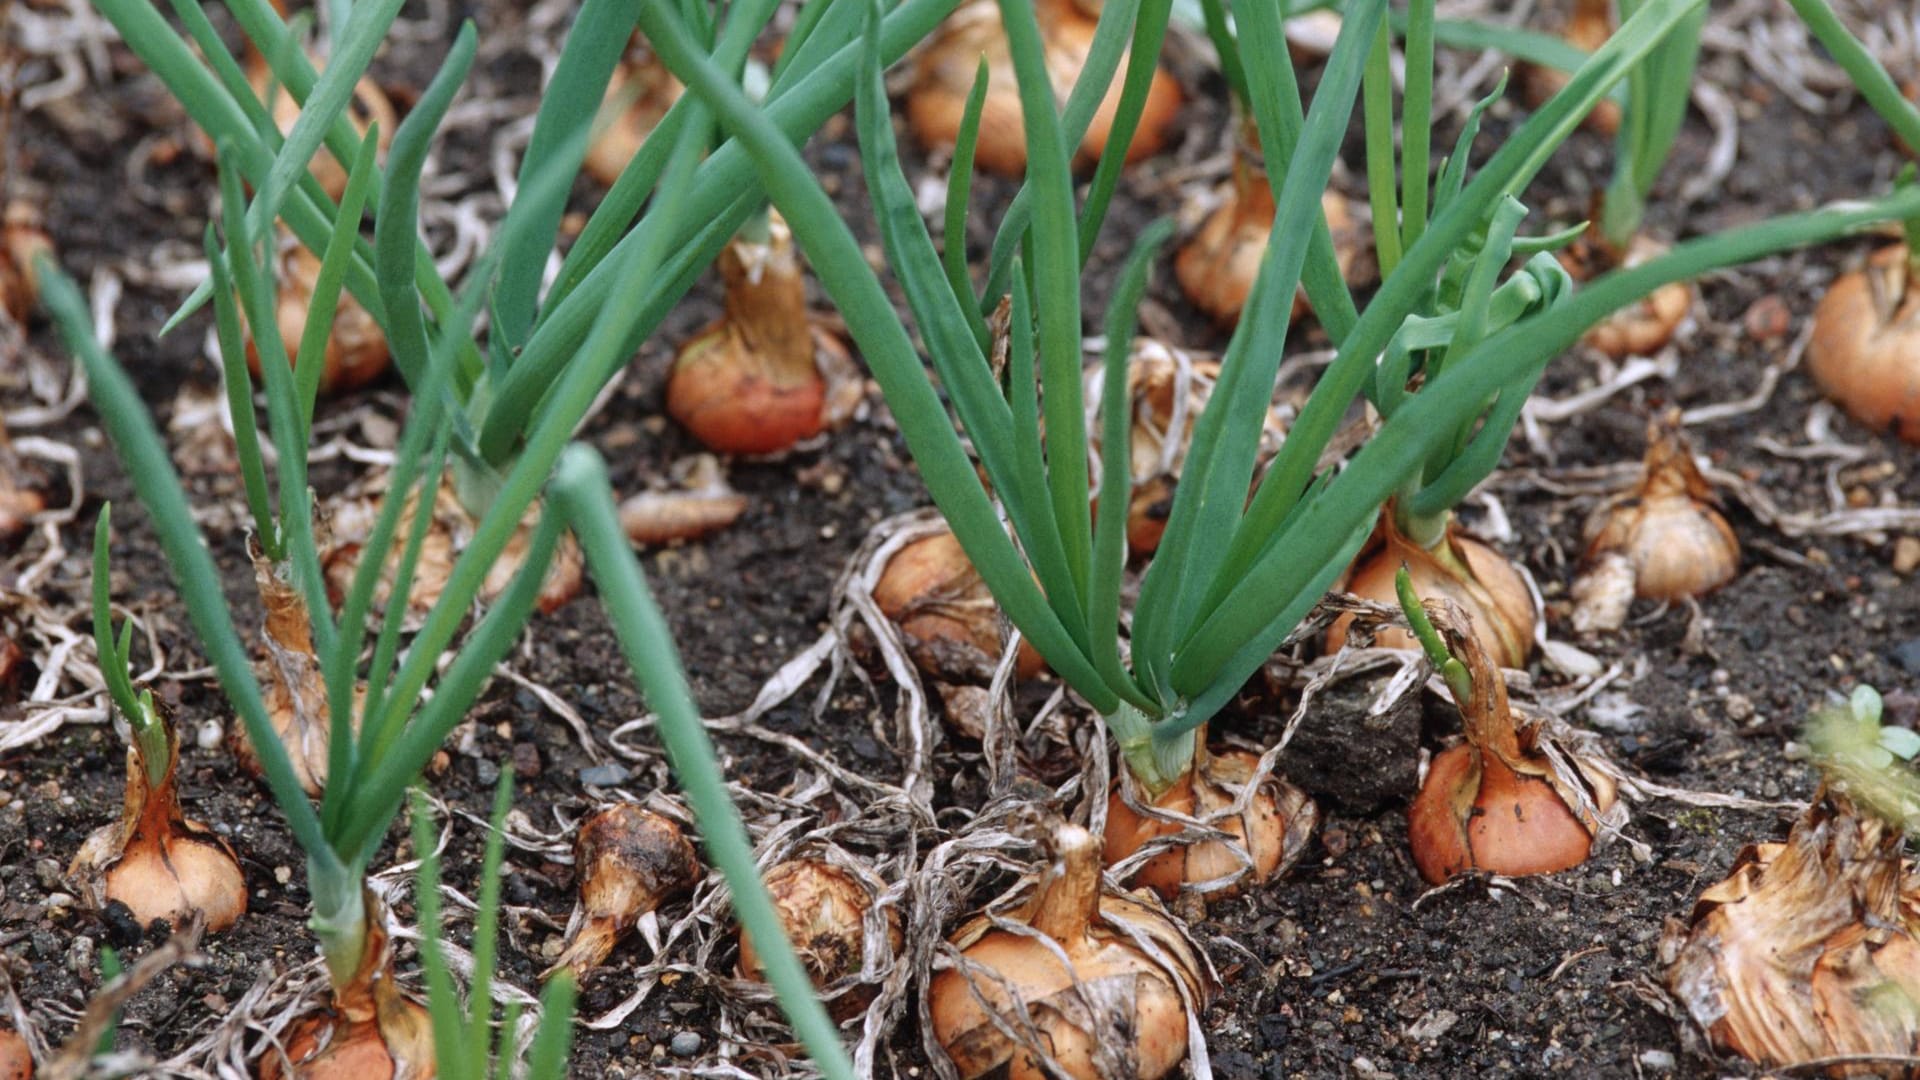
719;226;816;379
1108;701;1195;798
309;870;370;996
1030;823;1101;946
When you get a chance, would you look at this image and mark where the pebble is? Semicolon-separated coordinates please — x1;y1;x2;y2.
1638;1049;1676;1071
1897;537;1920;576
197;720;224;751
1892;638;1920;676
670;1031;702;1058
512;742;542;779
67;934;95;975
474;758;501;786
578;762;630;787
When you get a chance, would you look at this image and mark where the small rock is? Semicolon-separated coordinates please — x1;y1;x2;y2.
473;758;501;786
511;742;542;779
1637;1049;1675;1071
1279;667;1421;815
43;892;76;918
578;762;630;787
1350;1057;1392;1080
274;866;293;885
1896;537;1920;576
1723;693;1754;723
67;934;95;976
670;1031;702;1058
1891;638;1920;676
1404;1009;1459;1042
34;858;63;892
196;720;223;751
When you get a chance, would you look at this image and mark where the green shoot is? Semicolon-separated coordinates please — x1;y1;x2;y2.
1394;567;1472;704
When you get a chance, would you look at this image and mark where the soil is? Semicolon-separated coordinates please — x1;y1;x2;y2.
5;1;1920;1078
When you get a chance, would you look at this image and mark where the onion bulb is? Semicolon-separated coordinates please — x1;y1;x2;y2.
1562;234;1693;358
1664;791;1920;1073
257;889;434;1080
736;858;902;1019
320;468;583;623
930;819;1210;1080
872;527;1045;684
71;696;246;933
906;0;1182;177
1083;341;1288;555
1808;244;1920;443
1175;114;1367;328
1;199;52;325
1572;410;1738;632
0;1026;27;1080
245;228;390;395
582;41;683;188
246;51;396;204
544;803;700;980
1326;509;1535;670
1404;601;1623;884
666;214;862;456
1518;0;1620;136
1103;736;1317;900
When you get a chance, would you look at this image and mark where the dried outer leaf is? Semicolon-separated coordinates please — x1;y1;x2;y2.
321;468;583;626
737;857;904;1021
1664;794;1920;1075
231;540;352;797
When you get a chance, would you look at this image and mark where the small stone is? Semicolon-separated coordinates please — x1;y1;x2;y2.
34;857;64;892
67;934;95;975
670;1031;702;1058
274;866;293;886
1891;638;1920;676
1896;537;1920;576
473;758;501;786
1404;1009;1460;1042
578;762;630;787
511;742;542;779
1638;1049;1675;1071
196;720;224;751
1723;693;1754;723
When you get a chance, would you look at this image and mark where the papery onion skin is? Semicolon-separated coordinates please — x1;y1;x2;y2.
1664;795;1920;1074
0;1024;32;1080
873;530;1045;683
545;804;700;979
930;823;1208;1080
1326;514;1535;670
1103;745;1316;900
1;201;52;324
905;0;1182;178
737;859;901;1019
1808;244;1920;443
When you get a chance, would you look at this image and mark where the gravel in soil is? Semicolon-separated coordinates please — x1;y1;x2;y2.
5;2;1920;1077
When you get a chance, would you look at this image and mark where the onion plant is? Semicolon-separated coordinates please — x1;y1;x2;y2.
644;0;1920;813
35;9;858;1073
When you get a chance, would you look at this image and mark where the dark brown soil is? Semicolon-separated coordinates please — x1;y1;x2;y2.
5;3;1920;1078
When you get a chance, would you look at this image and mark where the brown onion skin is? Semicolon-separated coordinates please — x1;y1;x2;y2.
736;859;901;1019
906;0;1182;178
1560;234;1692;358
256;892;434;1080
582;57;682;188
1103;747;1314;899
1326;515;1535;670
0;1026;30;1080
245;241;391;395
1517;0;1619;136
1808;245;1920;443
1407;745;1594;885
929;824;1203;1080
666;223;846;456
1;201;52;325
1580;413;1739;604
872;530;1046;682
545;804;700;979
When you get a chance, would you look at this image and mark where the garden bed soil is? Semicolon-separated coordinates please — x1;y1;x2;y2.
5;1;1920;1077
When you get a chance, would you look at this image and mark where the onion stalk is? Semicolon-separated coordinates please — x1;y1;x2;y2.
1397;571;1624;884
665;211;862;456
930;818;1210;1080
1571;408;1737;632
74;507;247;934
906;0;1182;177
